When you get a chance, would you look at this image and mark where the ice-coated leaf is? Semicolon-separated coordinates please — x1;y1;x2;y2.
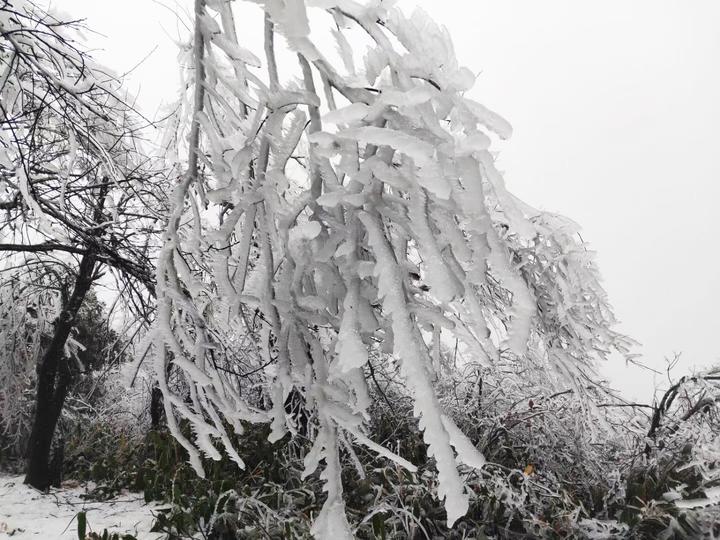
266;0;310;38
465;98;514;140
379;86;435;107
209;34;262;67
441;414;486;469
340;127;451;198
323;102;369;125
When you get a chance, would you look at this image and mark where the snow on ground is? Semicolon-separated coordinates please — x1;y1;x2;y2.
0;474;166;539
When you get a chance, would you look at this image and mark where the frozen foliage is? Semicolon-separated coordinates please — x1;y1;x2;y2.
150;0;633;534
0;274;60;455
3;1;720;538
625;367;720;537
0;270;136;461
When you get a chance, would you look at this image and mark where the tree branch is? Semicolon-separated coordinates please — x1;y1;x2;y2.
0;243;87;255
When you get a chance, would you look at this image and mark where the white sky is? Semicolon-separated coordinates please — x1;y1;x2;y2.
57;0;720;402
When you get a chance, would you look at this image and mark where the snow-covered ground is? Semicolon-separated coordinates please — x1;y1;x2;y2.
0;474;165;539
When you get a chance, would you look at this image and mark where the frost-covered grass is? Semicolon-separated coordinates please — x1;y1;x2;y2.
0;474;164;539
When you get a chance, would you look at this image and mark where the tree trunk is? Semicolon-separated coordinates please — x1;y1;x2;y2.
24;252;96;490
150;385;164;429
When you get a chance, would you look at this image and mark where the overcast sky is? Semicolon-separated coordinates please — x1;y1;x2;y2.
57;0;720;401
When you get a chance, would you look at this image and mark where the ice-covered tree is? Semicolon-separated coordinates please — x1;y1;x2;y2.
152;0;632;534
0;0;160;488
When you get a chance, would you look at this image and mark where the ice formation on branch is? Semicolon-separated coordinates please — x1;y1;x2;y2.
152;0;632;533
0;0;159;298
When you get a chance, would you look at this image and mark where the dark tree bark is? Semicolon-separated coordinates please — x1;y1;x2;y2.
150;385;164;429
24;251;97;490
48;435;65;488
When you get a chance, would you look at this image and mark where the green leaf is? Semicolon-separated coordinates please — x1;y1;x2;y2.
372;513;386;539
77;511;87;540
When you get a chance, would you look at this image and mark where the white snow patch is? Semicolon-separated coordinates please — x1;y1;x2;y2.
0;475;165;539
